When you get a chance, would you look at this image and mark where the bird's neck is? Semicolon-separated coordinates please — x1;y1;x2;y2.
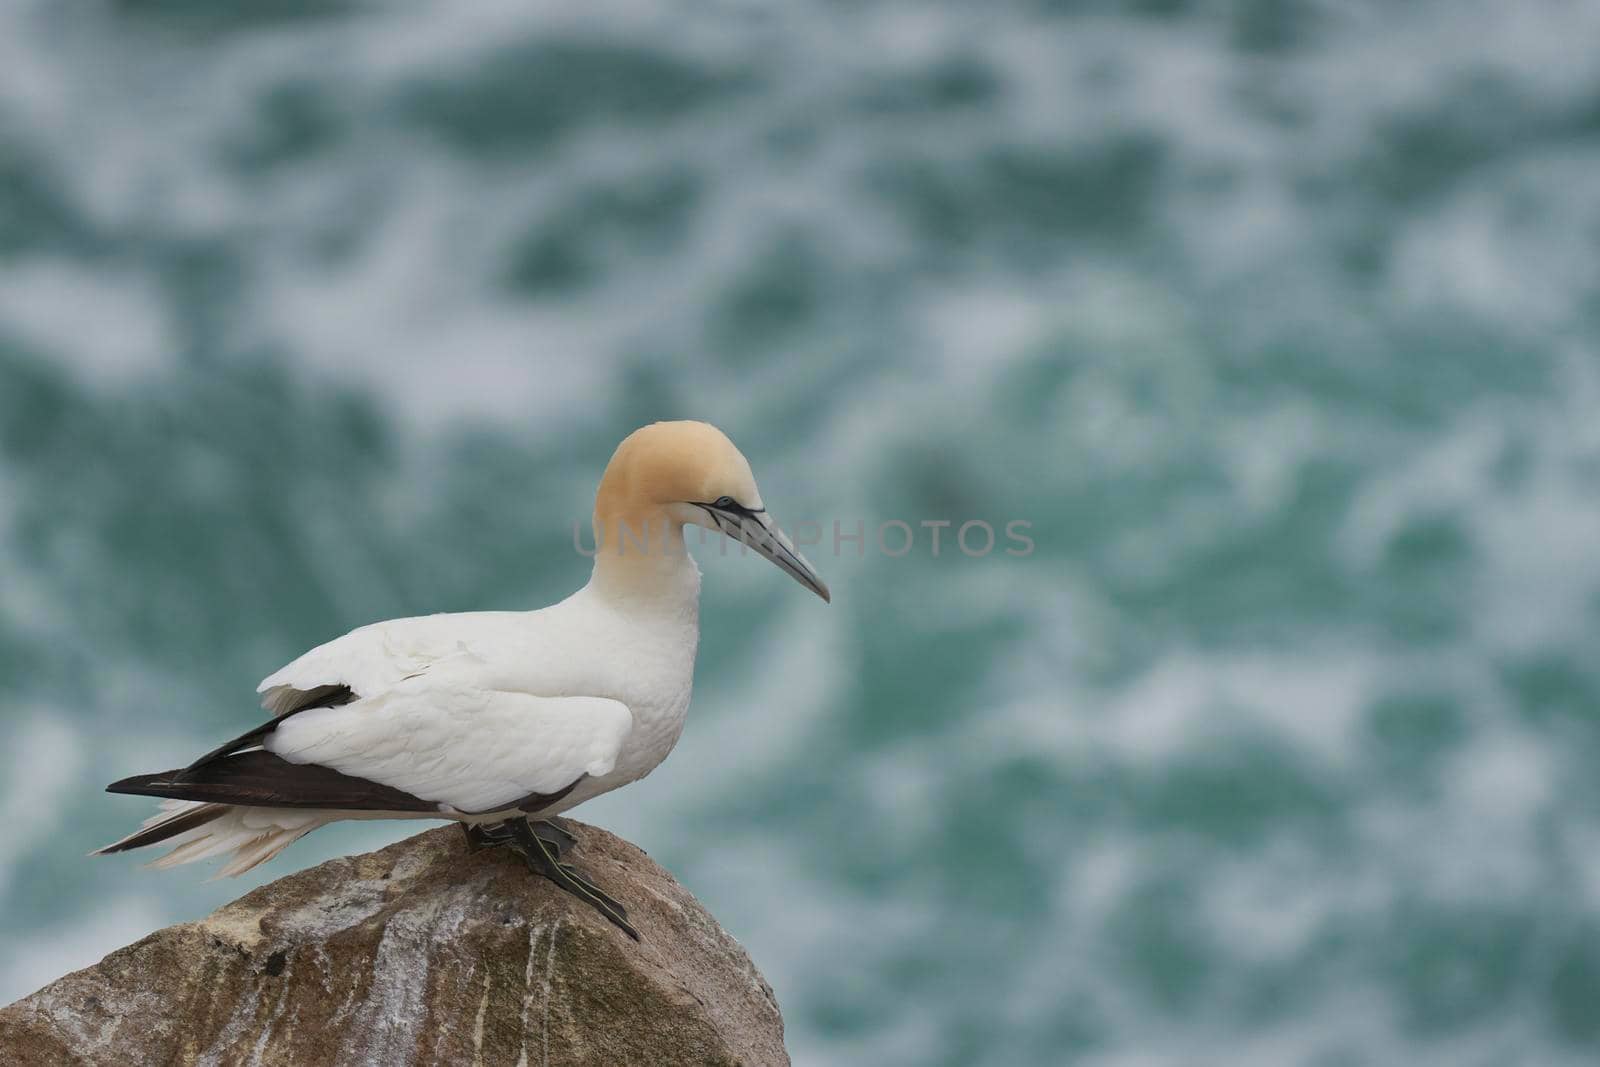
586;508;702;611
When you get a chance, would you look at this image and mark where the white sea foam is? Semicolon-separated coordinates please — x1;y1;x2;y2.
0;263;171;382
0;715;83;890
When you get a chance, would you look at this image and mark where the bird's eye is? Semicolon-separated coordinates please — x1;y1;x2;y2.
714;496;737;510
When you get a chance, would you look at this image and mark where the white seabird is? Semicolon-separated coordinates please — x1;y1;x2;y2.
96;420;829;938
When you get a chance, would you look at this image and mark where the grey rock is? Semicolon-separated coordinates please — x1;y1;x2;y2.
0;822;788;1066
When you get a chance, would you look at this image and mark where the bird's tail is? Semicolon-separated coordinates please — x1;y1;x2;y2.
93;799;330;878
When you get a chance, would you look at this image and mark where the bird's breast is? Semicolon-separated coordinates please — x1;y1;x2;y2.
603;624;698;782
495;587;700;790
530;598;699;775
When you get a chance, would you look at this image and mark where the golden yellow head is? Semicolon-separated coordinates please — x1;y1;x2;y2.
593;420;829;602
595;421;761;520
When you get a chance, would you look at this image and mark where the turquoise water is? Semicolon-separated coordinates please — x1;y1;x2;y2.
3;2;1600;1063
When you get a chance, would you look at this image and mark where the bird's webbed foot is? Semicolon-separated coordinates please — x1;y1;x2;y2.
531;817;579;852
461;817;578;857
461;821;513;852
500;818;639;940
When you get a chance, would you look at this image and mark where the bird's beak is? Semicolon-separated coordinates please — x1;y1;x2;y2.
703;505;831;603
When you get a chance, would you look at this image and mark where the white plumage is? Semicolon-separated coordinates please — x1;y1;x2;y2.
99;421;828;881
262;616;644;813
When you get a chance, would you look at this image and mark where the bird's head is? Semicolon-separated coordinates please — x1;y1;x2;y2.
593;420;830;602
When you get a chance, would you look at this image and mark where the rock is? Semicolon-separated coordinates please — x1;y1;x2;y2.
0;822;788;1066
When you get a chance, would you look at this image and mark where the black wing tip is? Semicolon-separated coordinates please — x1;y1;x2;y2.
104;750;440;813
106;771;186;797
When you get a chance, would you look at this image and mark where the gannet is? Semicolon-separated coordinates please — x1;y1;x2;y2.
96;420;829;939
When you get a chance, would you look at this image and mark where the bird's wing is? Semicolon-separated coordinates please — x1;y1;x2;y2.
110;674;633;815
108;613;633;816
262;672;633;814
255;614;490;716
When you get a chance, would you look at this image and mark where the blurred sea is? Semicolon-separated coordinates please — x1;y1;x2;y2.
4;1;1600;1064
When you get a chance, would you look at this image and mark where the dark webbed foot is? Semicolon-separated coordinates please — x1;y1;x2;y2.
510;819;638;939
552;861;634;934
471;817;637;940
461;817;577;857
532;817;579;852
461;822;514;852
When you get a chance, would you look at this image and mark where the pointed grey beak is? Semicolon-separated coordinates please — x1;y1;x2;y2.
702;505;831;603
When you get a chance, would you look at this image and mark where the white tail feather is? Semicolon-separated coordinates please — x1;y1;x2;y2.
103;799;332;877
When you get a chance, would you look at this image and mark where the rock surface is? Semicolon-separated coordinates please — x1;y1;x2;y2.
0;822;788;1066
